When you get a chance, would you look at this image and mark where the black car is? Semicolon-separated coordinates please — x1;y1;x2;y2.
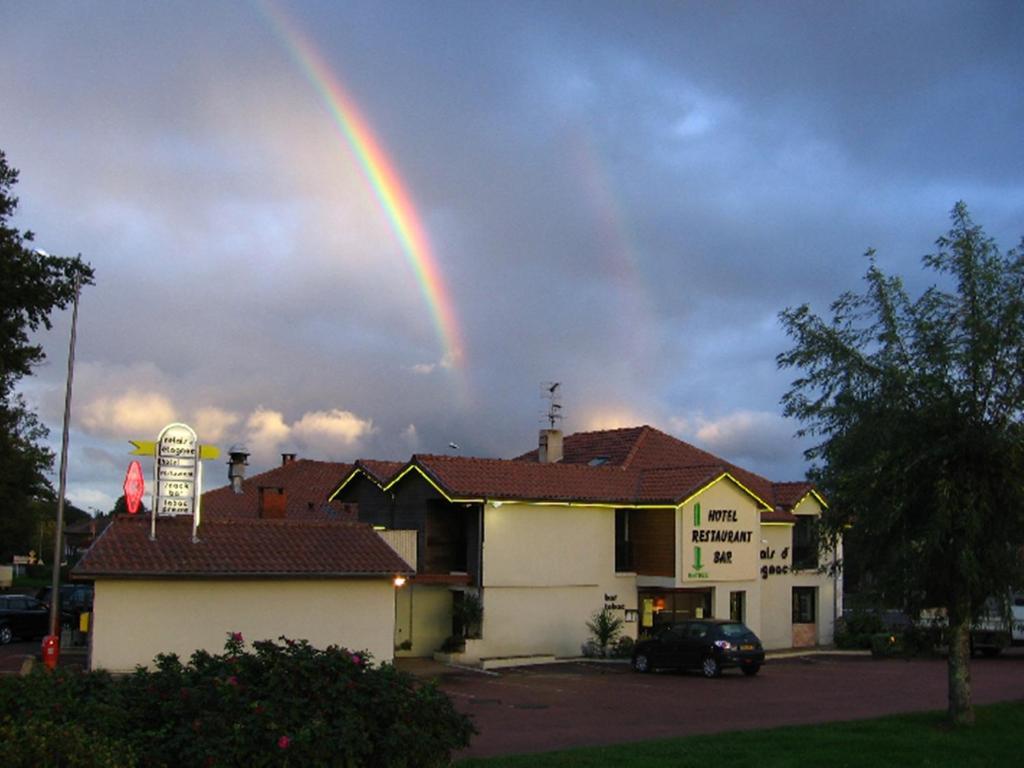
0;595;73;644
37;584;93;622
632;619;766;677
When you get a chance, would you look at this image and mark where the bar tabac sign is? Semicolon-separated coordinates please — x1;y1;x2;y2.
130;423;219;541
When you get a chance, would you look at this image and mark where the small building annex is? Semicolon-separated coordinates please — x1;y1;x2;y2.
73;515;412;672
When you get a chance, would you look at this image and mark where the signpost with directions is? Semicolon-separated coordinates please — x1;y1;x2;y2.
129;423;219;541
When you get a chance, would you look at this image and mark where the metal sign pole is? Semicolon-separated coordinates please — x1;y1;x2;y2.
48;274;81;639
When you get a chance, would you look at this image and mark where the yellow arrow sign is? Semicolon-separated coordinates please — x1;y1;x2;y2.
129;441;220;460
129;440;155;456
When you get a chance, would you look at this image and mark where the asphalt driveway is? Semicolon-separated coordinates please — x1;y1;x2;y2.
420;650;1024;759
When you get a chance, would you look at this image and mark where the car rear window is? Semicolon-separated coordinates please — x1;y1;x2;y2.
719;623;751;638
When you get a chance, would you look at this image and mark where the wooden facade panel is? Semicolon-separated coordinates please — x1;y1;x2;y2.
631;509;675;577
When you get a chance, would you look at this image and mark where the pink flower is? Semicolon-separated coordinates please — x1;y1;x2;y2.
231;632;243;643
278;735;291;750
350;653;362;666
227;676;238;686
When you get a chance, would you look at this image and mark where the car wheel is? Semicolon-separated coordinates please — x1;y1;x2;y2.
0;625;12;645
701;656;721;678
633;653;651;673
741;663;761;677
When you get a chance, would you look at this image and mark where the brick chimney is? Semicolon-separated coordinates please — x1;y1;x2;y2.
281;453;296;466
258;487;287;519
538;429;563;463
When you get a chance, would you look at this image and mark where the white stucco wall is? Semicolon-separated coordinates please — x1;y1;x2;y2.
470;503;637;659
757;492;841;649
395;583;452;657
90;578;396;672
758;523;797;649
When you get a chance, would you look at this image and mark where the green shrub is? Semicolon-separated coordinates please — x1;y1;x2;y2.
901;623;943;656
834;609;886;649
870;632;900;657
452;592;483;639
0;719;136;768
612;635;635;659
869;625;942;659
586;607;624;657
0;634;475;767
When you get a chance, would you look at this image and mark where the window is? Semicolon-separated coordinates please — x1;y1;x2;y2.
615;509;633;572
688;623;709;639
730;590;745;623
792;587;817;624
792;515;818;570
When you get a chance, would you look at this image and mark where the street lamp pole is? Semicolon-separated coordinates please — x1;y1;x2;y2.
48;270;82;639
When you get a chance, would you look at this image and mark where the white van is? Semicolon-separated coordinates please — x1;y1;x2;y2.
971;593;1024;656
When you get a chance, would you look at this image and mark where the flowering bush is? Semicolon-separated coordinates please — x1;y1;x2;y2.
0;634;475;767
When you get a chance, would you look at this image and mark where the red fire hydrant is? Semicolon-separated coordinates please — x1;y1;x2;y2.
41;634;60;671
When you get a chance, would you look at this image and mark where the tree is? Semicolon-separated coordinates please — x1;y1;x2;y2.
0;149;94;559
777;202;1024;726
111;494;147;517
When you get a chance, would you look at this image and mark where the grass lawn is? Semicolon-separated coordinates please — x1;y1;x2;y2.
456;700;1024;767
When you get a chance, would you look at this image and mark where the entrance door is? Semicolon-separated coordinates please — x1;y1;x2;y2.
792;586;818;647
640;589;713;631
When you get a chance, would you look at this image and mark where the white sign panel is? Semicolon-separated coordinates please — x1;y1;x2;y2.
155;423;198;517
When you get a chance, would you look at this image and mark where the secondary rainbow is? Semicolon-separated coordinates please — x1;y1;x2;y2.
259;0;465;371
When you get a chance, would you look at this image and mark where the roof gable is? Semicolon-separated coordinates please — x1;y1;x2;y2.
329;460;405;501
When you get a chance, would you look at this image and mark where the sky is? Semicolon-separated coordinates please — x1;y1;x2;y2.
3;0;1023;514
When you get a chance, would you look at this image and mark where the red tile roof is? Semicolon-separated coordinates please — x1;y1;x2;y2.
761;508;800;524
514;425;820;514
202;459;351;521
357;460;405;485
73;515;413;578
394;453;772;509
771;481;819;508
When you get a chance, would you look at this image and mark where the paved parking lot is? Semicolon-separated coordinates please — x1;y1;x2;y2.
427;650;1024;759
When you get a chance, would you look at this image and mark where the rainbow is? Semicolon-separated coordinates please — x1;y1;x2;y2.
258;0;465;374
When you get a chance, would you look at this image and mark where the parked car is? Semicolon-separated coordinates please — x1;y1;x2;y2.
37;584;94;623
632;619;766;677
0;594;73;644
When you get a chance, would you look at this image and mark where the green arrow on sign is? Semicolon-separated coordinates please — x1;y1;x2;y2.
693;546;703;571
693;502;701;527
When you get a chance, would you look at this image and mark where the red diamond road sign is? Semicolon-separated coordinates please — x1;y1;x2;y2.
123;460;145;514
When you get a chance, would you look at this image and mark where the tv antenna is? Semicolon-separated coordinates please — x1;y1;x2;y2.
540;381;563;429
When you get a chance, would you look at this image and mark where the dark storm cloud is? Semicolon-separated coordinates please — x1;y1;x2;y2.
2;0;1021;509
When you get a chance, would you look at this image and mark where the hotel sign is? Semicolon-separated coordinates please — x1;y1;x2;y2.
129;423;219;541
683;500;757;582
156;423;199;517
